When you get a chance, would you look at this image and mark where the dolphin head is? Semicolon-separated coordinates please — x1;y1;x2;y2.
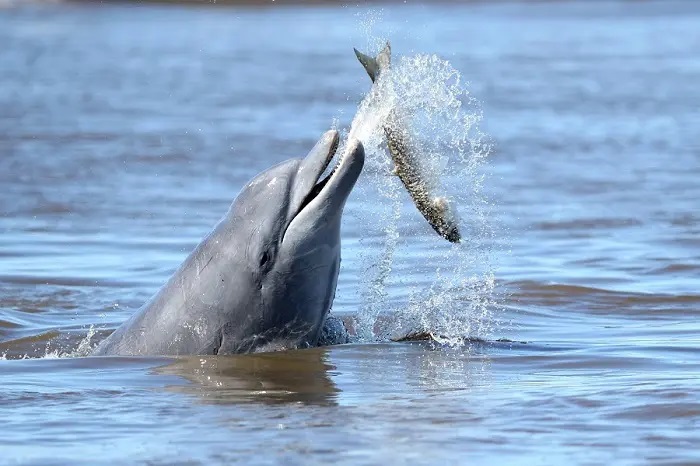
220;130;364;352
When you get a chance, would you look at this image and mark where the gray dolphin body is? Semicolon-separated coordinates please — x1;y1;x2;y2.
93;131;363;356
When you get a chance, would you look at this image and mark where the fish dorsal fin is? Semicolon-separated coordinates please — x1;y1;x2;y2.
353;41;392;83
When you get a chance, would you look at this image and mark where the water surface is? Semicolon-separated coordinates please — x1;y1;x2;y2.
1;1;699;464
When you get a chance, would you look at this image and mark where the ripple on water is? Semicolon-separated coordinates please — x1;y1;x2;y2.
1;1;700;464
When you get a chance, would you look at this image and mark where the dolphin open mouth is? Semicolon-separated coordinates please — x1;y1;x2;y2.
297;136;340;214
297;136;363;219
283;131;364;244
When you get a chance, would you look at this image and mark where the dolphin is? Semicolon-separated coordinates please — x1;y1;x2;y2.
92;130;363;356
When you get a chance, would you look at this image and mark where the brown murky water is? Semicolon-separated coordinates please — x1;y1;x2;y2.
1;1;699;464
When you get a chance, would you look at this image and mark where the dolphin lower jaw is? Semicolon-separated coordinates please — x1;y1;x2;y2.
289;130;339;216
320;139;365;208
283;138;364;247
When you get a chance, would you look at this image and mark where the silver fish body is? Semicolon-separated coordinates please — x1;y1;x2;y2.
354;43;461;243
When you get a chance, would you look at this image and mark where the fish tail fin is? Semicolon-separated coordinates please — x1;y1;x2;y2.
354;41;391;82
353;48;380;81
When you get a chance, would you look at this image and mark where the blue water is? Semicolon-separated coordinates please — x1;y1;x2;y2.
1;1;699;464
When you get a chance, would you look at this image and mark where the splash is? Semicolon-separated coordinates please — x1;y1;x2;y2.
43;325;98;359
68;325;99;357
342;41;498;346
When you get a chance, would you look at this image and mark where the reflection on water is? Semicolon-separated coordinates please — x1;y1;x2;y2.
157;349;340;406
153;341;499;407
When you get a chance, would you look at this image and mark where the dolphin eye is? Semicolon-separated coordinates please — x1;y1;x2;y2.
260;250;271;267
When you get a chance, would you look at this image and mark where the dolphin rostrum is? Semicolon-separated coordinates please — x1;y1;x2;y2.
354;43;461;243
93;131;363;356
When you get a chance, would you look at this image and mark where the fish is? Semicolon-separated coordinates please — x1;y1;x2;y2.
353;43;461;244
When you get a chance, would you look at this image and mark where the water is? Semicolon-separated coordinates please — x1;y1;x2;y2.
346;42;494;342
1;1;699;464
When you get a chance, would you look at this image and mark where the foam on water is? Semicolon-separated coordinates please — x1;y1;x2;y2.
41;325;97;359
340;37;497;345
